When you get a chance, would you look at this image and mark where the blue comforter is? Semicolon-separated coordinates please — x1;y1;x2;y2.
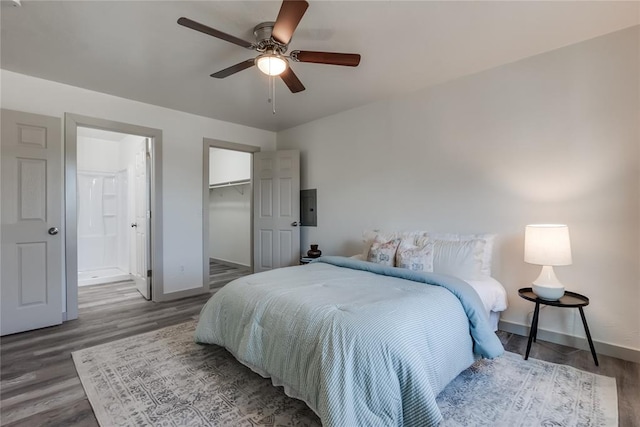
195;256;504;426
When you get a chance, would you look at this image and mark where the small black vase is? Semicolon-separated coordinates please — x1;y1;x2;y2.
307;244;322;258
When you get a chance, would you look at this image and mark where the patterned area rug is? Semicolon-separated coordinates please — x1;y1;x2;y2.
437;352;617;426
72;321;617;427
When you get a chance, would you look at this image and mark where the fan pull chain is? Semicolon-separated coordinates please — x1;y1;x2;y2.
271;75;276;115
267;75;276;115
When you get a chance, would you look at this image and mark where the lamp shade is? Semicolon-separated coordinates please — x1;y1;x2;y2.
524;224;572;266
256;54;288;76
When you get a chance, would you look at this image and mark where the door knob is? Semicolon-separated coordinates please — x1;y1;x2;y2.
48;227;59;235
291;221;300;227
131;223;138;228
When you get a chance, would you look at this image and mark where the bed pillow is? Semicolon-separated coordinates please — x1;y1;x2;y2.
432;239;486;280
367;237;401;266
362;230;427;259
395;237;434;272
428;233;495;277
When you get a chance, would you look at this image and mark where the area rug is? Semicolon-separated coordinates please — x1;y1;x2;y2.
72;321;618;427
437;352;617;426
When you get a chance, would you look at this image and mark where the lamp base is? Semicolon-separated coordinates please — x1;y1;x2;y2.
532;265;565;300
532;284;565;300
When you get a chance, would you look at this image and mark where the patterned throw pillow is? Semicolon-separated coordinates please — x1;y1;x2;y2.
367;238;401;266
361;230;428;259
395;238;434;272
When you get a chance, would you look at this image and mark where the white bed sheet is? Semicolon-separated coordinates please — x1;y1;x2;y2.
465;277;508;314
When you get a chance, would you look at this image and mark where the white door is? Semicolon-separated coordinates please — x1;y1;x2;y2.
132;138;151;299
1;109;63;335
253;150;300;272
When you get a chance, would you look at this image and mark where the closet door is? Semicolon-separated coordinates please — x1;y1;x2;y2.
253;150;300;272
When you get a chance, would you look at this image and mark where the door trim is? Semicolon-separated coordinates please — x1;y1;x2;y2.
64;114;164;319
202;138;260;288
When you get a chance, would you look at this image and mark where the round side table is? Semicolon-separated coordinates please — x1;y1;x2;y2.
518;287;599;366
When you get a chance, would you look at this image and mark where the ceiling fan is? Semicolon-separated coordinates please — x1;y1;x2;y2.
177;0;361;93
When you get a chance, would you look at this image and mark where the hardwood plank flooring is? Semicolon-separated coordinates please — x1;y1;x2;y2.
2;276;638;426
209;259;251;289
1;281;215;427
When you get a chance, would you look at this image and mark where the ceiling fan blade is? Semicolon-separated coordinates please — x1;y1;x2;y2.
271;0;309;45
291;50;361;67
280;67;305;93
178;17;254;49
210;59;256;78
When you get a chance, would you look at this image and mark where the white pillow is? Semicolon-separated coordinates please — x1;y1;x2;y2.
362;230;427;259
428;233;495;277
367;237;401;266
395;237;434;272
432;239;486;280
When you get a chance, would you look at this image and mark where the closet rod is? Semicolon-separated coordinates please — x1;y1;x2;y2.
209;179;250;189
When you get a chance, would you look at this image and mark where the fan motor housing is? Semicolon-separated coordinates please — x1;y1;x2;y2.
253;21;287;53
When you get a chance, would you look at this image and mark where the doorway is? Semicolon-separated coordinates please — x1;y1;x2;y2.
65;114;164;321
202;139;260;289
76;127;150;299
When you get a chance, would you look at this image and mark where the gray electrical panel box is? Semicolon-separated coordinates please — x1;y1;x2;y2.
300;189;317;227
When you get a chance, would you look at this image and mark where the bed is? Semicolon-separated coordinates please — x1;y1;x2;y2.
195;255;505;426
350;253;508;331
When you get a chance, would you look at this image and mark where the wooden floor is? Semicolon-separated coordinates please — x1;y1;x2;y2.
1;276;638;426
209;259;251;289
1;281;215;426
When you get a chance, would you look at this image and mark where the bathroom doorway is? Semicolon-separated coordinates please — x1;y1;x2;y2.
76;127;151;299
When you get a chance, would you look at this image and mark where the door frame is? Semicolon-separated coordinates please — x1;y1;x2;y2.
202;138;260;287
64;114;164;320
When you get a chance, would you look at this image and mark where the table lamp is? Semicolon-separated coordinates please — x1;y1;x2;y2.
524;224;572;300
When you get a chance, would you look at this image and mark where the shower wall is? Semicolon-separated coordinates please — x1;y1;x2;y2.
77;132;144;283
77;171;120;271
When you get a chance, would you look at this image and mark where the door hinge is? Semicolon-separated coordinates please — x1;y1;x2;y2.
147;269;152;278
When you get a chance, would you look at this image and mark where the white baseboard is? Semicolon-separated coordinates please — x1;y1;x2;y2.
155;286;209;302
499;320;640;363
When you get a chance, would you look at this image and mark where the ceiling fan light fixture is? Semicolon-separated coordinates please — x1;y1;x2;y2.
179;0;360;94
256;54;288;76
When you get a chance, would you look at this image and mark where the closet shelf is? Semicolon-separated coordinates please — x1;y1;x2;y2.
209;179;250;189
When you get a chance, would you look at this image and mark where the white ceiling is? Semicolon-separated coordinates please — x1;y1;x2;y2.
1;1;638;131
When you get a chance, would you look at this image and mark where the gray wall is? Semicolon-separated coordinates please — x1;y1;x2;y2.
1;70;276;295
277;27;640;353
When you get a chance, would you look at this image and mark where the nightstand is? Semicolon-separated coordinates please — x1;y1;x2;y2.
518;287;598;366
300;257;317;265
